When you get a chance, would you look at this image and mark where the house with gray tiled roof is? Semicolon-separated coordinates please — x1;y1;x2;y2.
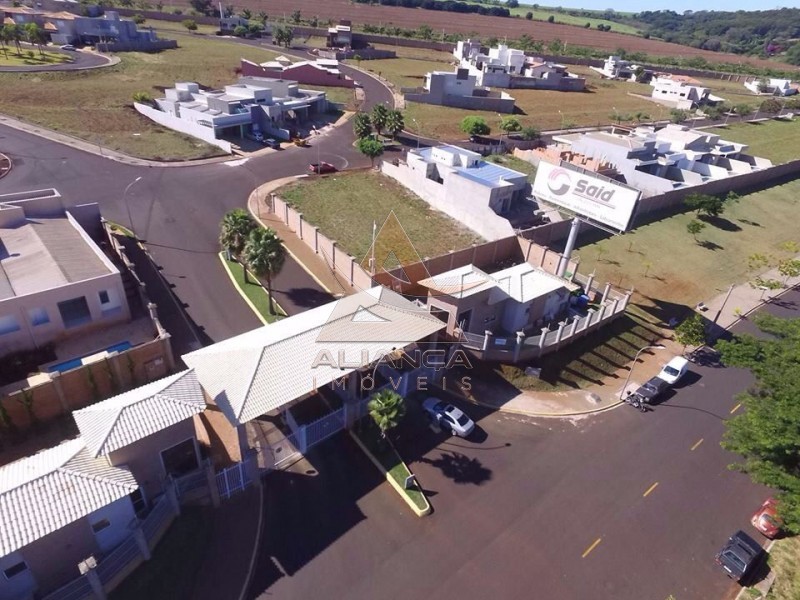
0;439;139;599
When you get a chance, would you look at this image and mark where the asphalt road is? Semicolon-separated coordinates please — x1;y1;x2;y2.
247;289;800;600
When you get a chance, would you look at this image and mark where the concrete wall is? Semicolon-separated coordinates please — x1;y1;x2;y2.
404;90;515;113
134;102;232;153
108;419;199;502
97;39;177;52
507;74;586;91
240;60;356;88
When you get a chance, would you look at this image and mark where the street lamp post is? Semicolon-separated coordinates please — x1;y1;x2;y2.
312;125;321;168
123;176;143;238
411;117;422;150
619;344;666;400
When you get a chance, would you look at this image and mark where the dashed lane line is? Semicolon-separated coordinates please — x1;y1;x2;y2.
582;538;602;558
643;482;659;498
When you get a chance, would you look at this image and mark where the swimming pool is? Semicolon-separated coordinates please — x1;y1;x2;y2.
48;341;133;374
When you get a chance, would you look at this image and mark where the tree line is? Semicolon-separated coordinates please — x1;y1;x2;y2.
352;0;511;18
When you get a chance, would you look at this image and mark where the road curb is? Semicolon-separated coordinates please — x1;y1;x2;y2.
459;392;625;418
0;152;11;180
0;51;119;73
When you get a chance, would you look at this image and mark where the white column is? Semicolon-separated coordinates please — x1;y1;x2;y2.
482;330;493;352
601;282;612;304
555;321;566;344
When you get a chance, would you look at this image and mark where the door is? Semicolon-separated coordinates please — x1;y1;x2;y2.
457;309;473;331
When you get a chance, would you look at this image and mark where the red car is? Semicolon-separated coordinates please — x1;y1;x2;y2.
309;162;336;174
751;497;783;539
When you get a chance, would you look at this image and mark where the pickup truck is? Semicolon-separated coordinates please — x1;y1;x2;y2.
632;376;670;404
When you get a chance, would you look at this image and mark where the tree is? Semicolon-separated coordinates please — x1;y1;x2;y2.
233;25;248;37
734;103;753;117
182;18;198;31
759;98;782;114
248;22;263;35
132;13;145;24
256;10;268;23
2;23;23;56
717;314;800;533
500;116;522;135
520;125;540;140
367;389;406;439
506;0;519;7
357;137;384;167
371;104;389;136
291;9;301;24
547;15;554;23
385;109;405;139
525;12;533;20
219;208;257;266
686;219;706;242
684;193;725;218
418;24;433;40
584;22;590;28
778;258;800;285
188;0;211;14
460;116;490;136
674;313;706;352
23;22;45;57
132;91;153;105
223;4;235;17
240;7;251;19
273;24;293;47
669;108;688;123
243;228;286;315
353;112;372;138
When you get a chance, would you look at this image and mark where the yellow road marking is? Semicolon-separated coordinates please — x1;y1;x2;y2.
643;482;659;497
691;438;704;451
582;538;602;558
730;403;742;414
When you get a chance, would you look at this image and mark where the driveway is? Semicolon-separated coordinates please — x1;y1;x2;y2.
248;355;771;600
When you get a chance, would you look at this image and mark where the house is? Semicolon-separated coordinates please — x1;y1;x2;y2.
240;57;356;88
219;14;248;32
0;189;131;358
548;124;772;197
140;77;327;147
381;145;529;240
0;438;139;599
744;78;798;97
404;68;516;113
72;369;207;505
590;55;652;82
454;40;586;91
649;77;724;110
182;287;446;464
327;20;352;48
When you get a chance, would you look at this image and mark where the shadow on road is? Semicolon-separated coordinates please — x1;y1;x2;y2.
420;450;492;486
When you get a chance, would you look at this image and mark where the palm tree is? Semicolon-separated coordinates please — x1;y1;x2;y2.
23;23;45;58
371;104;389;136
2;24;23;56
219;208;257;280
385;109;405;140
367;389;406;439
0;26;8;60
242;228;286;315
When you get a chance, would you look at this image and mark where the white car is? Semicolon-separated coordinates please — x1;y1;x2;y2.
422;398;475;438
59;44;76;51
658;356;690;385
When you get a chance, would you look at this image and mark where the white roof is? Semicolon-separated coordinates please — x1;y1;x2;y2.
0;439;137;557
182;287;445;426
417;265;495;299
73;370;207;457
489;263;575;304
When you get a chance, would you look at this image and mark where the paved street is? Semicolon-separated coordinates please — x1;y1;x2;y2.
244;288;800;600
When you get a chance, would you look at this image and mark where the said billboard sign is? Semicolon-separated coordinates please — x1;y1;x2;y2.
532;161;641;232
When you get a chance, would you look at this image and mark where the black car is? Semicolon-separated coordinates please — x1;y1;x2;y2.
633;376;670;404
715;530;764;582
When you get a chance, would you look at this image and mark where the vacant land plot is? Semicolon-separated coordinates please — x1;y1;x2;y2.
0;49;70;67
362;56;454;90
706;119;800;164
279;170;482;262
574;179;800;307
0;33;278;159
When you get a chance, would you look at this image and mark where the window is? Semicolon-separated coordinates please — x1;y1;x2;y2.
28;307;50;327
0;315;21;336
130;489;147;514
99;290;110;304
3;561;28;580
57;297;92;329
91;518;111;533
161;439;199;478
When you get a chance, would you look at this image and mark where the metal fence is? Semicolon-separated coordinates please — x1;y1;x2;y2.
95;537;141;585
304;407;345;449
41;576;93;600
142;495;174;543
173;468;209;500
215;459;253;500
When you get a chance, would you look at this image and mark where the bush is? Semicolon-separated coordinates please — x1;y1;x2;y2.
547;15;554;23
172;7;182;14
182;18;198;31
520;125;540;140
460;116;490;136
525;11;533;19
132;13;145;23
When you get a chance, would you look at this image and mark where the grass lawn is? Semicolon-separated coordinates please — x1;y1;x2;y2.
147;17;219;34
487;153;537;181
705;119;800;164
315;85;356;111
221;254;285;323
279;170;482;263
0;32;279;160
574;179;800;308
0;48;70;67
353;421;428;511
360;56;455;90
764;536;800;600
109;506;214;600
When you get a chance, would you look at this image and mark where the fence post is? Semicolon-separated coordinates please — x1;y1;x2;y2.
206;462;221;507
568;317;579;339
584;272;595;295
49;371;70;413
297;425;308;453
133;525;151;560
537;326;548;356
554;321;566;350
620;292;632;312
313;226;319;253
166;480;181;516
331;241;337;270
298;214;304;240
581;310;594;332
513;331;524;362
481;330;493;352
78;561;106;600
270;192;276;213
601;282;611;304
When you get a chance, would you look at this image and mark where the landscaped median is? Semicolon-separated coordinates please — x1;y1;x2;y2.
218;253;285;324
350;421;431;517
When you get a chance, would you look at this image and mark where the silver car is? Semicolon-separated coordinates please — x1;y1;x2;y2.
422;398;475;438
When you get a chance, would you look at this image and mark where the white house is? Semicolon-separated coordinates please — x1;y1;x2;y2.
743;78;798;97
405;69;516;113
650;77;724;110
381;145;529;240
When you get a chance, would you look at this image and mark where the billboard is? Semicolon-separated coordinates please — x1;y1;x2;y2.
532;161;641;232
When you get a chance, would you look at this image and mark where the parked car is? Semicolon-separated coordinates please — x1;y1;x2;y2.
422;398;475;438
264;138;281;150
751;497;783;539
657;356;690;386
632;376;670;404
309;162;336;174
715;530;764;582
59;44;76;51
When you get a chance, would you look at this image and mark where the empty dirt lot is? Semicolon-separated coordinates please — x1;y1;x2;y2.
203;0;790;69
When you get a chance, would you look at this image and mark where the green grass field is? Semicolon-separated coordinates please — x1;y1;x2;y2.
574;179;800;307
706;119;800;164
763;536;800;600
362;56;454;90
279;170;482;262
0;30;279;160
0;48;71;67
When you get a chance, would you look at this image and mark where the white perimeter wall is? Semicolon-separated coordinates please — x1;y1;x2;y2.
134;103;232;154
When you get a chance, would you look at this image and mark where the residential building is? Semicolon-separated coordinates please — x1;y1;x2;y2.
240;57;356;88
72;369;207;505
404;68;516;114
382;145;529;240
139;77;327;148
454;39;585;91
327;20;352;48
0;438;139;599
548;124;772;197
0;189;131;358
743;78;798;97
650;76;724;110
